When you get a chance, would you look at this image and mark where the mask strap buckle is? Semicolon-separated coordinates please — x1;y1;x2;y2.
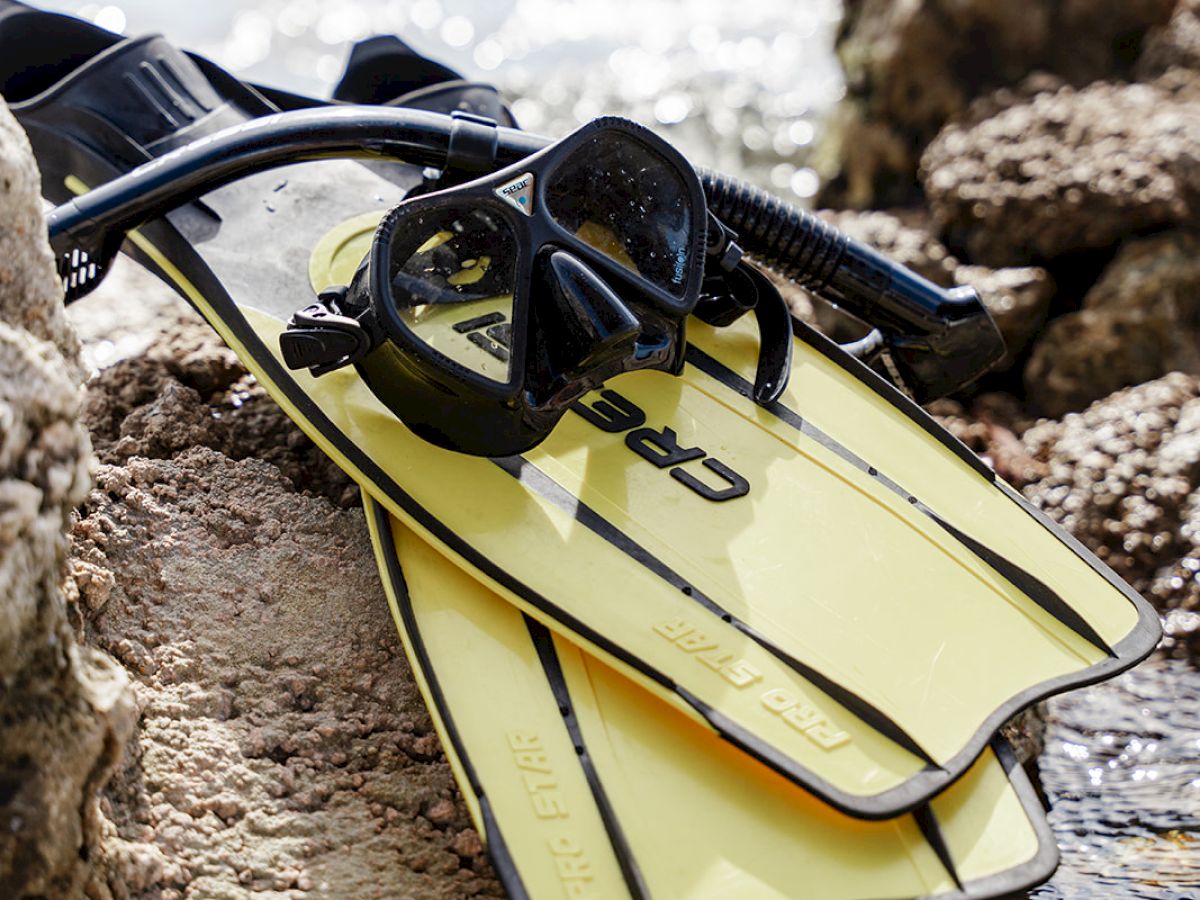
279;285;375;376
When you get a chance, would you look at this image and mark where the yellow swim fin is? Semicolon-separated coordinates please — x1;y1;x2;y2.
363;493;1059;899
31;30;1158;816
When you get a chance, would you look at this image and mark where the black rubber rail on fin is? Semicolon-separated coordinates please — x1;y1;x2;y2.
913;805;965;894
366;499;531;900
525;620;651;900
928;516;1114;657
490;454;940;770
682;344;1117;658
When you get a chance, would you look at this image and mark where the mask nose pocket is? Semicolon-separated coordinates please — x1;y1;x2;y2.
540;249;640;382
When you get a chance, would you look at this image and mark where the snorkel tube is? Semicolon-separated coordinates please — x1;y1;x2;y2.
700;173;1001;403
47;104;1004;408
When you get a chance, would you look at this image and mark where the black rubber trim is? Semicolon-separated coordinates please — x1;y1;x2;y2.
789;317;997;481
784;315;1158;667
524;619;650;900
683;344;1115;656
781;318;1160;661
929;516;1112;655
366;498;529;900
916;739;1060;900
678;340;1164;812
913;805;964;894
490;454;937;768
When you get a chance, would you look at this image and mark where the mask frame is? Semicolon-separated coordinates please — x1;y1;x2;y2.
281;116;708;456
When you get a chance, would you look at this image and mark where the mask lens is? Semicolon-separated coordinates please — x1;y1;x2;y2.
388;208;518;382
543;132;694;299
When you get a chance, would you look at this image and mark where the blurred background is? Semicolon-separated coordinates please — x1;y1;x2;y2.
34;0;843;198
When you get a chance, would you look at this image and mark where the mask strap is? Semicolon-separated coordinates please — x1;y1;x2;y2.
695;213;792;404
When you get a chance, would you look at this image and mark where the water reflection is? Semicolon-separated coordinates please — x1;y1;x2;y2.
37;0;841;196
1031;656;1200;899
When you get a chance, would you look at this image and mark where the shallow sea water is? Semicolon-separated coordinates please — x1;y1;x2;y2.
1031;656;1200;898
38;1;1200;896
35;0;843;196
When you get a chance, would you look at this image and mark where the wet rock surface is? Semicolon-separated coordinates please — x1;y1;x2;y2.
977;374;1200;897
1030;658;1200;900
819;0;1175;209
1014;380;1200;896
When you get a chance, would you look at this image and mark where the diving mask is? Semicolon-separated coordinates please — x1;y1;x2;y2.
279;116;707;456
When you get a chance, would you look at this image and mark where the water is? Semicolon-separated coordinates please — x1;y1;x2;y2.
1032;657;1200;898
34;0;844;196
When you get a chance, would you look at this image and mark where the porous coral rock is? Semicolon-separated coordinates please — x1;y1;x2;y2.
818;0;1175;208
1024;230;1200;417
1022;374;1200;655
1138;0;1200;78
0;98;135;897
1023;372;1200;610
922;77;1200;266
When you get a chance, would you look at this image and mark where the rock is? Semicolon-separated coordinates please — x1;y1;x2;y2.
1156;490;1200;657
72;449;502;899
818;0;1175;209
1138;0;1200;78
810;209;1054;364
0;100;81;376
1023;372;1200;619
1025;231;1200;416
82;308;359;509
956;264;1053;360
0;99;135;896
65;320;501;896
922;76;1200;266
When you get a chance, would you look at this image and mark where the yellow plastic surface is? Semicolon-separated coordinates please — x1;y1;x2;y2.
688;317;1140;652
366;498;1048;899
115;188;1150;812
